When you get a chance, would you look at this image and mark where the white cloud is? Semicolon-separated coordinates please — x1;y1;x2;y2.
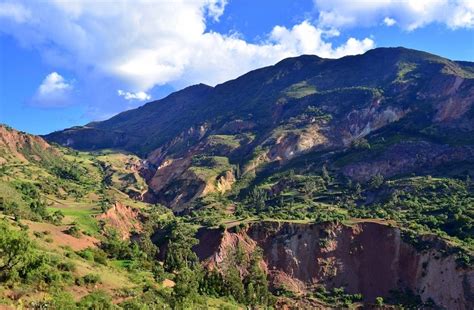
117;90;151;101
206;0;228;21
0;0;375;117
383;17;396;26
314;0;474;30
31;72;73;107
0;2;30;23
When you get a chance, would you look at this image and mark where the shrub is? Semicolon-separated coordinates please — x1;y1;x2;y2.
76;248;108;265
77;290;114;309
375;296;384;306
82;273;101;285
50;291;76;309
57;261;76;272
64;225;81;238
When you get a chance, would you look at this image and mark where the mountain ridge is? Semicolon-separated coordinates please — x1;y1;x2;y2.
43;46;474;211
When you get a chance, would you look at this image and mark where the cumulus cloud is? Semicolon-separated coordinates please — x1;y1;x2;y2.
31;72;73;107
0;1;373;89
0;0;377;118
383;17;396;26
314;0;474;30
117;90;151;101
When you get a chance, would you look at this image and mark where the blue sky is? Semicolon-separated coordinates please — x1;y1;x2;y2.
0;0;473;135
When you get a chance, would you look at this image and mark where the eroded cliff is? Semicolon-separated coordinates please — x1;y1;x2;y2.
194;221;473;309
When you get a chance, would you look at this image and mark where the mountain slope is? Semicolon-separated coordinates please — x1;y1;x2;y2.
45;47;474;211
2;48;474;309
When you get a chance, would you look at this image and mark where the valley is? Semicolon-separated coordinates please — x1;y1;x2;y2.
0;47;473;309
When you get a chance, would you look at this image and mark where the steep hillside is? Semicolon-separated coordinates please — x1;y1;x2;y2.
194;221;473;309
0;125;60;164
45;47;474;212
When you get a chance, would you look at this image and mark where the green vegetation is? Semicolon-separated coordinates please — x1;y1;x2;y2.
312;286;363;307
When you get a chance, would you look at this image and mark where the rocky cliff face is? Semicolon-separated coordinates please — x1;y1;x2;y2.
194;221;473;309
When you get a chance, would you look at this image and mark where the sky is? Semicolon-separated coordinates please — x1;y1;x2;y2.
0;0;473;135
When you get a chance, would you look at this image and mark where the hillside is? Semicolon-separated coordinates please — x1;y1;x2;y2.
1;47;473;309
45;47;474;211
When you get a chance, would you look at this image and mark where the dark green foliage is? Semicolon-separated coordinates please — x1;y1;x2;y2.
162;221;200;272
200;270;226;297
387;289;437;309
64;224;81;238
50;162;86;182
172;266;202;307
77;273;101;286
100;229;137;260
223;266;245;303
243;250;272;306
313;286;363;307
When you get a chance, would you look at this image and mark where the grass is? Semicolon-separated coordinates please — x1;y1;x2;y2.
205;297;244;309
189;156;233;181
47;206;99;235
207;135;242;149
284;81;317;99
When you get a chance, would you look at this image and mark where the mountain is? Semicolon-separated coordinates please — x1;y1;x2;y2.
45;47;474;211
1;48;473;309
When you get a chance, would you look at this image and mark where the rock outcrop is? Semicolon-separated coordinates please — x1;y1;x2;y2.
194;221;473;309
97;202;142;239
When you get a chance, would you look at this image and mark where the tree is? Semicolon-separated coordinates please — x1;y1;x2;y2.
322;164;331;183
248;187;266;213
224;266;245;303
370;173;385;189
354;182;362;199
0;221;32;281
164;221;200;272
244;250;271;306
172;266;201;307
303;180;317;197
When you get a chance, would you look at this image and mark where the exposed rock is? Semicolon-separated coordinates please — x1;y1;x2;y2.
203;170;236;196
96;202;142;239
0;125;58;163
194;221;473;309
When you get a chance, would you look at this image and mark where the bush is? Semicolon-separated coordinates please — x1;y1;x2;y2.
83;273;101;285
76;248;108;265
50;291;77;309
77;290;114;309
76;273;101;286
64;225;81;238
375;296;384;306
57;261;76;272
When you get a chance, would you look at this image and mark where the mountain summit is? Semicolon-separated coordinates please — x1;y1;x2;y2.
45;47;474;210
